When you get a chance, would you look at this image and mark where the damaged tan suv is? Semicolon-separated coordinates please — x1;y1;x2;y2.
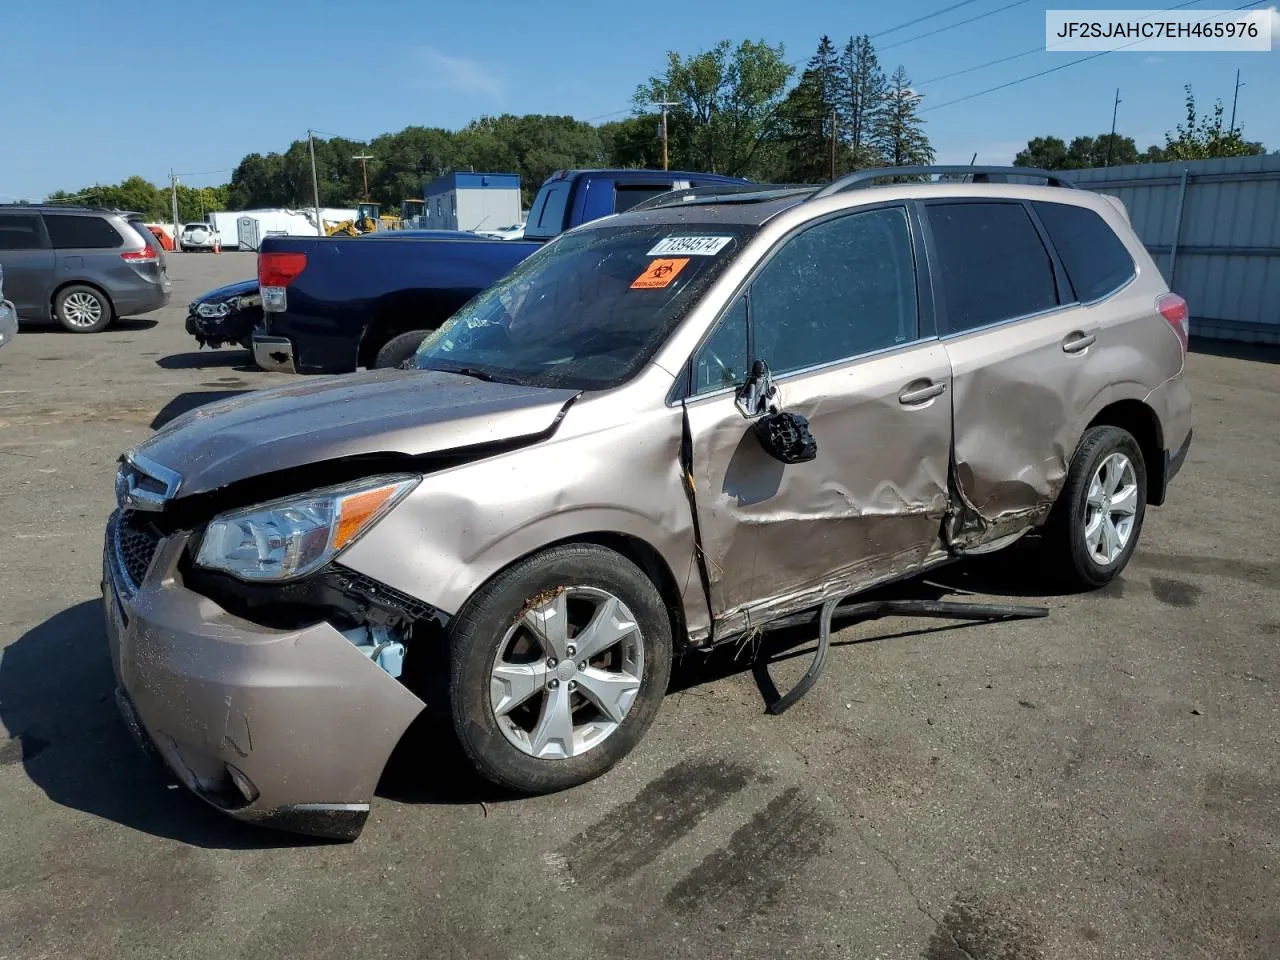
103;166;1192;839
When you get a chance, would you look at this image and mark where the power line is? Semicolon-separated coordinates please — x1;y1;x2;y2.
880;0;1033;51
871;0;987;38
917;0;1207;85
921;0;1264;113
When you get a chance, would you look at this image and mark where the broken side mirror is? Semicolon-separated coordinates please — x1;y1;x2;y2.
735;359;778;420
754;411;818;464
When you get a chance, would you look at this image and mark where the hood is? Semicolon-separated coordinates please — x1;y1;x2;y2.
133;368;580;497
192;278;259;305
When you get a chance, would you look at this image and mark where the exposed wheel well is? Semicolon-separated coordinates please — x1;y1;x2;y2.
1087;400;1165;504
51;280;114;319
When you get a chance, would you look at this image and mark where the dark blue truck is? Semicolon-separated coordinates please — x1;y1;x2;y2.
242;169;748;374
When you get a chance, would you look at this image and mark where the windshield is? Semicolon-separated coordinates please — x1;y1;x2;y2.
411;223;754;390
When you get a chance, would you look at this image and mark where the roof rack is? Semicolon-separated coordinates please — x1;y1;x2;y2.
628;183;818;213
811;165;1076;198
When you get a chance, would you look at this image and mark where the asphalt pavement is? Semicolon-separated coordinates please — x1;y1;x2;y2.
0;250;1277;960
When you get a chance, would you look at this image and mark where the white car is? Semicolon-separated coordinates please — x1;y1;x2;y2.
180;222;220;252
473;221;525;240
0;264;17;349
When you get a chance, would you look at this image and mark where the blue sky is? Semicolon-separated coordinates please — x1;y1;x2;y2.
0;0;1276;200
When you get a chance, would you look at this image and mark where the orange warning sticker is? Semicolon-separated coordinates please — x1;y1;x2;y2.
630;258;689;289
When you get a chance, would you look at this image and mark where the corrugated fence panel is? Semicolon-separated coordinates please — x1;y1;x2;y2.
1065;154;1280;342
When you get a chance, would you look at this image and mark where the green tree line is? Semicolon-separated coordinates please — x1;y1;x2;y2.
44;177;230;223
1014;85;1266;170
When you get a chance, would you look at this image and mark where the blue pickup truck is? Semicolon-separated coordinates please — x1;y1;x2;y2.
237;169;748;374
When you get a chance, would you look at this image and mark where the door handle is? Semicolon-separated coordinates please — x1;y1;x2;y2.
898;380;946;405
1062;332;1096;353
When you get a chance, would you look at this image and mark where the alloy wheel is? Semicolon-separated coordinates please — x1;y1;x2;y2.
489;586;644;760
62;292;103;329
1083;451;1138;565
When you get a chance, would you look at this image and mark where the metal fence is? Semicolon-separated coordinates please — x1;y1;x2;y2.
1064;153;1280;344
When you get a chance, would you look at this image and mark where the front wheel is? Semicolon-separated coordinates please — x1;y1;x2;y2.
1042;425;1147;589
448;544;673;794
373;330;432;369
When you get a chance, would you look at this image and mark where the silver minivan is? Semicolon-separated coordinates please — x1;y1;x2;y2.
102;168;1192;839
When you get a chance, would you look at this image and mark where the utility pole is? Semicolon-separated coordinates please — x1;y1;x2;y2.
1229;68;1244;136
829;109;837;181
1105;88;1121;167
308;130;323;236
352;154;374;201
169;170;180;241
650;94;680;171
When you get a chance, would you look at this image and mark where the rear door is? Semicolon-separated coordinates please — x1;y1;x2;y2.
0;212;53;318
922;198;1102;549
682;204;952;637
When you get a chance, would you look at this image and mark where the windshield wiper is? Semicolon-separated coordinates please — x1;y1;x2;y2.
423;362;524;385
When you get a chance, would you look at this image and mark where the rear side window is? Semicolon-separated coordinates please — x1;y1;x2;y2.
926;202;1058;333
1032;201;1135;302
43;214;124;249
0;213;44;250
524;181;571;240
614;183;673;213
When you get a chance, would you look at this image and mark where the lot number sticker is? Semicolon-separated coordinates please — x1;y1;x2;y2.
647;236;733;257
631;258;689;289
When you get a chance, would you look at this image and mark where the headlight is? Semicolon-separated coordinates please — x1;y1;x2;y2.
196;301;231;318
194;475;419;581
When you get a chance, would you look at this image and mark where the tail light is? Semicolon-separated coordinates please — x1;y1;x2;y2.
121;247;157;263
1156;292;1189;352
258;251;308;312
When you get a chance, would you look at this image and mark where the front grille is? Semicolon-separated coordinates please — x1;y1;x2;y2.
110;510;163;595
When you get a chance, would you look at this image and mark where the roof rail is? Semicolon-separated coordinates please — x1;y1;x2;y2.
811;165;1076;199
629;183;818;213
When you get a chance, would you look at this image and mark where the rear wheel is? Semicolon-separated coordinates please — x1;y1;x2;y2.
373;330;432;369
55;285;113;333
448;543;673;794
1042;425;1147;588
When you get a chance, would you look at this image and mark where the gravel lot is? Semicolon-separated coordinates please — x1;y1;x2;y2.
1;251;1277;960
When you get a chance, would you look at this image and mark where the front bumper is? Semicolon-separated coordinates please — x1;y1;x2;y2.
251;333;297;373
102;520;425;840
186;307;258;349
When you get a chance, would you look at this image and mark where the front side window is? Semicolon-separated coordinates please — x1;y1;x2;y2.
42;214;124;249
748;206;919;376
1032;200;1135;302
413;223;754;390
692;297;748;395
926;201;1059;333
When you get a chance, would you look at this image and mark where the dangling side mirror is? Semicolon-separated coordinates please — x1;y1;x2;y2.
754;411;818;464
734;359;778;420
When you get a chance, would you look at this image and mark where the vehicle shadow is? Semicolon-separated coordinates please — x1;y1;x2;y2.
0;601;323;850
150;390;251;430
1188;336;1280;365
14;317;159;335
156;351;257;372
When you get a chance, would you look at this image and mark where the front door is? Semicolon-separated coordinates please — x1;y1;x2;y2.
682;205;953;639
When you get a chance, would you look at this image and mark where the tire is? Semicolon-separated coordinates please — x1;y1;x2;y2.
373;330;432;369
448;543;674;794
54;284;113;333
1042;425;1147;589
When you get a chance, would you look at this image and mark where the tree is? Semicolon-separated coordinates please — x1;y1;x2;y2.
1014;136;1071;170
875;67;934;169
1163;85;1265;160
599;116;666;169
838;35;888;169
778;37;843;182
633;39;794;178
